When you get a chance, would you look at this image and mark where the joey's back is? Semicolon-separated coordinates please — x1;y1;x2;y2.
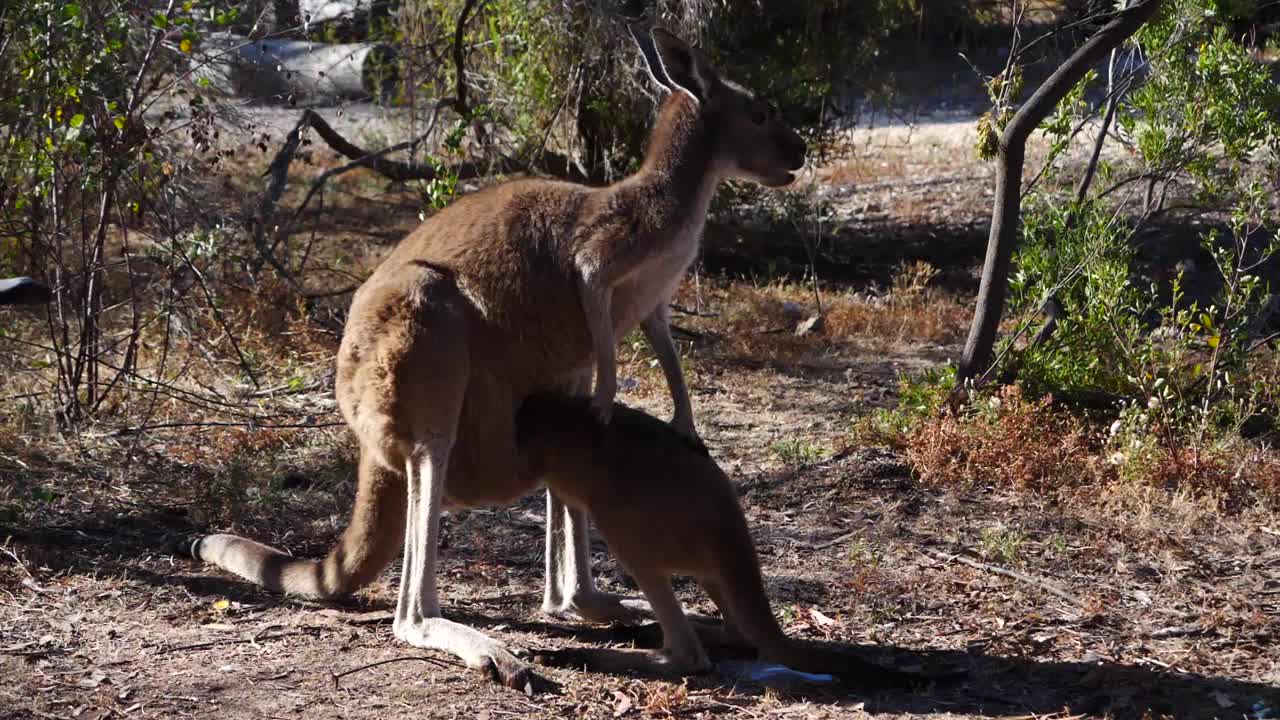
517;395;751;574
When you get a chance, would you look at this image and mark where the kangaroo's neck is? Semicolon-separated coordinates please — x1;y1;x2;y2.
635;92;718;219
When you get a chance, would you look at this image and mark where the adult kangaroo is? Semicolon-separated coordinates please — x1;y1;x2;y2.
193;25;806;688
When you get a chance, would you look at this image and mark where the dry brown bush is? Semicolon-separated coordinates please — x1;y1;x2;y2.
902;384;1280;512
1134;439;1280;511
904;385;1104;492
708;261;969;365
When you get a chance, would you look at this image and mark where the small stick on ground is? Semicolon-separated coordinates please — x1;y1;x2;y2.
923;547;1083;607
1149;622;1203;639
330;655;465;689
797;530;858;551
156;629;317;654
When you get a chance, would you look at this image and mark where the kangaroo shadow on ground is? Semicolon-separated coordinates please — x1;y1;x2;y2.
496;613;1275;719
392;607;1277;720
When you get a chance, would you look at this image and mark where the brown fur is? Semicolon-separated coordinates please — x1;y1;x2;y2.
192;27;805;688
516;395;919;686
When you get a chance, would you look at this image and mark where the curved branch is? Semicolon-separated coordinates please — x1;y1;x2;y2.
956;0;1166;385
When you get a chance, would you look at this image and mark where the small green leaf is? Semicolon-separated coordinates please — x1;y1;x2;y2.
69;113;85;128
113;117;126;131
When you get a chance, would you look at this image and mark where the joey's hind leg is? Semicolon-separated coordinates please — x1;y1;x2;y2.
700;580;751;648
542;371;650;624
539;572;708;675
633;571;711;673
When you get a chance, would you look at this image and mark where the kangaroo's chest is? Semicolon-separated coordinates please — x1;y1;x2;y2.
611;220;704;334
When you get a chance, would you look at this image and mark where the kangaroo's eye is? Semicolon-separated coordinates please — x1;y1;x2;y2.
750;110;767;126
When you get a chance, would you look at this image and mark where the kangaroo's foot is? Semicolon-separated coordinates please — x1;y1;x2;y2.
543;589;652;625
393;616;535;693
533;646;711;678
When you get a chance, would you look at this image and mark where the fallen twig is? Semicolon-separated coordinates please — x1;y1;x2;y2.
797;530;858;551
315;609;394;625
107;418;344;436
1149;622;1203;639
156;629;315;654
923;547;1083;607
330;655;464;689
669;324;704;339
669;303;719;318
0;641;66;659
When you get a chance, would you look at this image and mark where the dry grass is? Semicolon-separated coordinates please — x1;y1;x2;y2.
905;385;1102;493
698;260;970;367
820;153;908;186
825;260;971;348
902;384;1280;515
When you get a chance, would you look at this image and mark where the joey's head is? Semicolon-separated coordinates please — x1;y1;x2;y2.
633;26;806;188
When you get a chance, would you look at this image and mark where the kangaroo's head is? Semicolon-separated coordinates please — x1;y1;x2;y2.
633;27;807;187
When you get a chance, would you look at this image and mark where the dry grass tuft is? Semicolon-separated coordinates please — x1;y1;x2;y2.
905;385;1101;493
824;260;970;348
901;384;1280;513
640;680;690;716
707;260;969;365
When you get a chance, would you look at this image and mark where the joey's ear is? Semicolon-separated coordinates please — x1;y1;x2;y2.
632;26;717;103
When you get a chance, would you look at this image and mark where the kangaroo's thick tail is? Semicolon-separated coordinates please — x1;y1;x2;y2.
717;539;929;688
192;449;405;599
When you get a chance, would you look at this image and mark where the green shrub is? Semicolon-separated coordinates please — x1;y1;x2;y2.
1003;0;1280;438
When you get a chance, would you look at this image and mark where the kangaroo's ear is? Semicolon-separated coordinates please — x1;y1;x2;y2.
631;26;718;103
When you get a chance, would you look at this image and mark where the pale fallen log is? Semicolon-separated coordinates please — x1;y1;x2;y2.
192;33;397;104
298;0;372;26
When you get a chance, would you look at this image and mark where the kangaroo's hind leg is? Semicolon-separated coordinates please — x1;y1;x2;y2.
542;370;650;624
392;437;532;690
351;271;532;690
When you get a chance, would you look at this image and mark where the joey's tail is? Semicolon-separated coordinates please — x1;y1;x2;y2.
192;450;405;598
717;540;924;688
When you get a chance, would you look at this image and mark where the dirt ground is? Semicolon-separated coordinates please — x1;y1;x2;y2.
3;98;1279;719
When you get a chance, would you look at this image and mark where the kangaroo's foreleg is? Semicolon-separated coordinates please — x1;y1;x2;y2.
393;438;533;691
577;273;618;426
641;304;698;439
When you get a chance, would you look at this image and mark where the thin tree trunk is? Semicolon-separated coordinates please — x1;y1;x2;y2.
956;0;1165;385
